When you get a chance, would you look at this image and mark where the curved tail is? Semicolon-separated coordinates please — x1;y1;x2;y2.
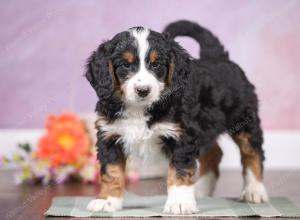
163;20;229;60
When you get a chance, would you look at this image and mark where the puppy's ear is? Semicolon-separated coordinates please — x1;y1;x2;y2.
167;41;191;93
85;41;116;100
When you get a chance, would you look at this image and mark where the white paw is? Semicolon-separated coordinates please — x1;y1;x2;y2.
164;201;198;215
241;169;269;203
240;182;269;203
86;197;123;212
164;185;198;215
195;171;217;197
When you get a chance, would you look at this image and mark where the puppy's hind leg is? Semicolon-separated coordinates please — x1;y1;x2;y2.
233;127;268;203
195;143;223;197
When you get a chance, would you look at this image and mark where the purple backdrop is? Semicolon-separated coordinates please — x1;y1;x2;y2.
0;0;299;129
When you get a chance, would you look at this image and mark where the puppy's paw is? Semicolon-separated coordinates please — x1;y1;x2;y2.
163;201;198;215
86;197;123;212
240;182;269;203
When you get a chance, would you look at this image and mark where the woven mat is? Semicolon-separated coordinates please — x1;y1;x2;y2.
45;193;300;218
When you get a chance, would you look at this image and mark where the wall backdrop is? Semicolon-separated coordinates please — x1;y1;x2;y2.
0;0;299;129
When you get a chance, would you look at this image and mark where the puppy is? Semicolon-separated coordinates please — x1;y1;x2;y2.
85;20;268;215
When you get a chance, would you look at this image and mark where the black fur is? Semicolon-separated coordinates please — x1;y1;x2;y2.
162;20;264;174
86;20;264;176
164;20;229;60
146;31;191;123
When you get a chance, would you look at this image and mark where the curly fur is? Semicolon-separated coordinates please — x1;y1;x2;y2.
86;20;265;189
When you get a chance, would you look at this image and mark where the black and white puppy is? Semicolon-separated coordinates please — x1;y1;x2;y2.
85;20;268;214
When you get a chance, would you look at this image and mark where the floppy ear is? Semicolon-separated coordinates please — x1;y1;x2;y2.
167;40;191;94
85;42;123;119
85;42;116;100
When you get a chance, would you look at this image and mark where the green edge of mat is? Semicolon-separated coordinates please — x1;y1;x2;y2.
45;193;300;218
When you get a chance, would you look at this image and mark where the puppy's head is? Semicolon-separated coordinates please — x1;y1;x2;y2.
86;27;190;108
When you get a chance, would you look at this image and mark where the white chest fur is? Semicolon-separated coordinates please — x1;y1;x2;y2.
97;109;181;161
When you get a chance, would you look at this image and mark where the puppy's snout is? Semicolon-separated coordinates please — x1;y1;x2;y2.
135;86;151;98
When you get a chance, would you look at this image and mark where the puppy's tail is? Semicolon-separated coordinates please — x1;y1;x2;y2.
163;20;229;60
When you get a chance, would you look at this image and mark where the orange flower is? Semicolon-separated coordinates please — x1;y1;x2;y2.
36;113;91;168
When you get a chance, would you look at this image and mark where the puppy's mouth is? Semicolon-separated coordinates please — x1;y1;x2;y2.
137;96;148;101
127;93;158;107
135;96;152;104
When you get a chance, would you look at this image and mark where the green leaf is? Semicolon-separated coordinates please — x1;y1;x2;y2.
18;143;32;153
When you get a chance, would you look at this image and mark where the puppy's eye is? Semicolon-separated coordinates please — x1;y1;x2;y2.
121;63;131;69
151;63;160;69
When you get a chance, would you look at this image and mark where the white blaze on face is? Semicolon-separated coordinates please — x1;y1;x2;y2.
125;28;164;106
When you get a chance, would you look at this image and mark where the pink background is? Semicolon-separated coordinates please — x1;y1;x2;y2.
0;0;299;129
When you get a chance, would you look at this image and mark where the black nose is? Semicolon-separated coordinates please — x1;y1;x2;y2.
135;86;150;98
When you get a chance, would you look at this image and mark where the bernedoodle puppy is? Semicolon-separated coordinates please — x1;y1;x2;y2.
85;20;268;214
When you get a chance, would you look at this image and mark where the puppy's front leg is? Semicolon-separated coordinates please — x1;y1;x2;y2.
87;139;126;212
87;162;125;212
164;165;198;215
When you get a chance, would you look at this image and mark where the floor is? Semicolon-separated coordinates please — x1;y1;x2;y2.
0;170;299;220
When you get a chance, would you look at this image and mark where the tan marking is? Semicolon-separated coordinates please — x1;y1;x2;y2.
149;50;158;63
171;123;184;140
102;133;120;141
199;143;223;177
95;115;120;141
167;62;175;85
98;161;126;199
120;82;127;96
150;122;183;141
96;115;112;140
108;60;117;84
122;51;135;63
108;60;124;97
233;133;263;181
167;166;195;186
95;115;108;129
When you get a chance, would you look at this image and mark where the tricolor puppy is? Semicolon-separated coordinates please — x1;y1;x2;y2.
85;20;268;214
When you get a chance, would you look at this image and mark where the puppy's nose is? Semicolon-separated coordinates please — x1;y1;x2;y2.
135;86;151;98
